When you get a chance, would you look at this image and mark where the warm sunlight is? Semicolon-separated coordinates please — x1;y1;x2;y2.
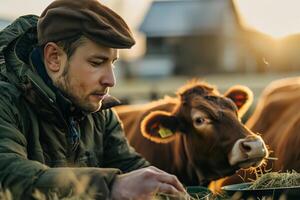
235;0;300;38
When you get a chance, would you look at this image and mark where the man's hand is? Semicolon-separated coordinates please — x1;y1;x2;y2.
110;166;186;200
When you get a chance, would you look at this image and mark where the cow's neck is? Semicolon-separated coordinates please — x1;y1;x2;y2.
170;134;208;186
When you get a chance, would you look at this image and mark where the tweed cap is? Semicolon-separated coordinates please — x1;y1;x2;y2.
37;0;135;48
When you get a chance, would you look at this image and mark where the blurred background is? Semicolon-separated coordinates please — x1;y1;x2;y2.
1;0;300;117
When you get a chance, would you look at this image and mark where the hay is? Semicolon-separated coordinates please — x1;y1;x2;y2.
154;191;211;200
249;171;300;189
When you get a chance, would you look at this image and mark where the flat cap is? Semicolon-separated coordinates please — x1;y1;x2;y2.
37;0;135;48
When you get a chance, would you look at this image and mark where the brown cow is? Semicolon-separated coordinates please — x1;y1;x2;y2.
114;80;268;186
218;77;300;187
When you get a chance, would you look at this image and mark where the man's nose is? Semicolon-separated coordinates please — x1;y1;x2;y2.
100;64;116;87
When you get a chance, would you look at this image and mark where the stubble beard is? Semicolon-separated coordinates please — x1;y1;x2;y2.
53;63;102;113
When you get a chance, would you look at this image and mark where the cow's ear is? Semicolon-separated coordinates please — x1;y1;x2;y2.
141;111;178;143
224;85;253;117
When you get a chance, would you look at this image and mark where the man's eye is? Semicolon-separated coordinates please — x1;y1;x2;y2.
90;61;103;67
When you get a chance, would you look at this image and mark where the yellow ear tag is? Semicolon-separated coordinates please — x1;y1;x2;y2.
158;126;174;138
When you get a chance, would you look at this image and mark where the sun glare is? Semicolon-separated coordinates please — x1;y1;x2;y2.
234;0;300;38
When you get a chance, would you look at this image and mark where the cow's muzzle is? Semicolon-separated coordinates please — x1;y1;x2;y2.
228;135;268;168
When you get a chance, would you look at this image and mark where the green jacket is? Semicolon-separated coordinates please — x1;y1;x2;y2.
0;15;149;200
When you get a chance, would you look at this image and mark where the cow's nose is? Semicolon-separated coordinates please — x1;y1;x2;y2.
228;136;268;166
240;137;267;158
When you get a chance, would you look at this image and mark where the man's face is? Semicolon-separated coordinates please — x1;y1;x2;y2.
54;38;118;113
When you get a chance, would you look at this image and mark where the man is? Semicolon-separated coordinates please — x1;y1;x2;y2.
0;0;185;199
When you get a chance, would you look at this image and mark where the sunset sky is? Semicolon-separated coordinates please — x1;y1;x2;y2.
1;0;299;39
234;0;300;38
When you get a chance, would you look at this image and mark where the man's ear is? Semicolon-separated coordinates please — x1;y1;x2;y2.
224;85;253;118
43;42;64;73
141;111;179;143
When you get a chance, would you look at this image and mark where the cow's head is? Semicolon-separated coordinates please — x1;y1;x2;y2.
141;81;268;181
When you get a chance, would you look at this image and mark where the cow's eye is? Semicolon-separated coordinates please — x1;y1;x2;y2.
194;117;205;125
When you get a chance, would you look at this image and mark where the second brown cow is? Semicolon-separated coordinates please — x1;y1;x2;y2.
115;80;268;186
218;77;300;188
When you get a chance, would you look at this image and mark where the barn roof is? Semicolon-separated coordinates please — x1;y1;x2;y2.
139;0;238;37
